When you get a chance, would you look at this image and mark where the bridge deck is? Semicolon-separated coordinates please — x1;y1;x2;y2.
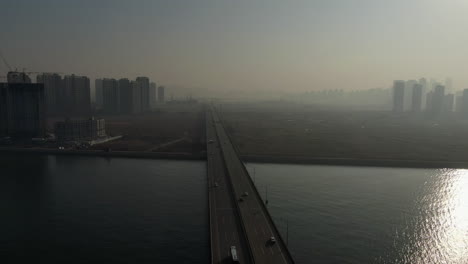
207;110;251;264
208;107;295;264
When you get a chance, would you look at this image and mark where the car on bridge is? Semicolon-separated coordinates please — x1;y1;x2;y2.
270;236;276;244
230;246;239;262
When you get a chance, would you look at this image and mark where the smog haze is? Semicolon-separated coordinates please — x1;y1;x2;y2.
2;0;468;95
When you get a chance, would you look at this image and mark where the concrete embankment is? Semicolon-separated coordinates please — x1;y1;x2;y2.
242;154;468;169
4;147;468;169
0;147;205;160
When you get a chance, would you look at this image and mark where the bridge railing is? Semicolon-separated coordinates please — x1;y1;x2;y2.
205;111;214;264
215;108;296;264
213;112;256;263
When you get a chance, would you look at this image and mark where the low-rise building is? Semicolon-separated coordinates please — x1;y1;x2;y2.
55;117;106;142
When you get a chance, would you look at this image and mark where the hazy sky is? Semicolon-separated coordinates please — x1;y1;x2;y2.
2;0;468;94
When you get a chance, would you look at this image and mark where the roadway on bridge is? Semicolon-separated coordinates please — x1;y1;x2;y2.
207;111;251;264
209;108;295;264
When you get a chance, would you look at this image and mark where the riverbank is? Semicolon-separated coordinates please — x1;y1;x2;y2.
0;147;205;160
3;146;468;169
221;105;468;166
242;154;468;169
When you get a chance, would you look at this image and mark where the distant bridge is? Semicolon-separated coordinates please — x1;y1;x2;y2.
206;106;295;264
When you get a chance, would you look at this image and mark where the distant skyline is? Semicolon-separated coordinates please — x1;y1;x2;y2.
2;0;468;94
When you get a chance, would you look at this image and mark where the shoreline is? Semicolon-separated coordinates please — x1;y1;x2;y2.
0;147;206;161
241;154;468;169
3;147;468;169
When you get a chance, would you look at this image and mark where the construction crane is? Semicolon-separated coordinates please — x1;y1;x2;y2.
0;50;12;71
0;71;64;82
0;52;64;82
20;68;63;75
0;53;63;76
27;71;64;75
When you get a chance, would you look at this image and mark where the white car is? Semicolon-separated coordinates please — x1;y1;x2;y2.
270;236;276;244
230;246;239;262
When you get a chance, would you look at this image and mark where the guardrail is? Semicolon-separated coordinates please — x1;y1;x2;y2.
215;108;296;264
210;110;256;263
206;112;214;264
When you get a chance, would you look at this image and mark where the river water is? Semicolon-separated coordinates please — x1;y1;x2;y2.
247;163;468;264
0;154;209;263
1;154;467;263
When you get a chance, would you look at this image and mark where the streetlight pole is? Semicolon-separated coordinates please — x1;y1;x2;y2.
253;167;256;184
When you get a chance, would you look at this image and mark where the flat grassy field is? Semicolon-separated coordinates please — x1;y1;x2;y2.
92;104;205;152
221;103;468;162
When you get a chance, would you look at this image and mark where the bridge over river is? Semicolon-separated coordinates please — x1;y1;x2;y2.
206;106;295;264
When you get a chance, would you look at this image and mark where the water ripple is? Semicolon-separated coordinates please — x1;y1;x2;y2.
390;169;468;264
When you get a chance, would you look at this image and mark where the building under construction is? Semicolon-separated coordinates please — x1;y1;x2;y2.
0;72;46;138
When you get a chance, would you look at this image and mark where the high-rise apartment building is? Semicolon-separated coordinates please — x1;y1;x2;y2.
98;77;157;115
158;86;165;103
0;85;8;135
412;84;422;112
419;78;427;88
445;77;453;94
431;85;445;115
102;78;119;114
7;71;31;83
443;94;454;112
0;80;46;138
455;91;463;113
118;78;133;114
95;79;103;108
150;82;157;108
426;91;434;112
63;75;91;116
404;80;416;111
131;80;142;114
393;80;405;112
37;73;62;114
461;89;468;118
135;77;150;112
